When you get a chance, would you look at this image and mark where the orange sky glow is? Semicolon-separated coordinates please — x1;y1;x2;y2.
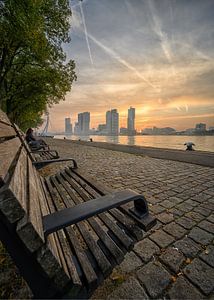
45;0;214;133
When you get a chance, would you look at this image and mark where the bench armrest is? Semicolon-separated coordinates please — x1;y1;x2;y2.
30;149;59;158
32;158;77;169
30;145;50;151
43;189;156;237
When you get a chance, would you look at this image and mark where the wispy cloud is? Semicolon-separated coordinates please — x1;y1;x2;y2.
147;0;173;63
86;32;157;90
53;0;214;131
79;1;94;65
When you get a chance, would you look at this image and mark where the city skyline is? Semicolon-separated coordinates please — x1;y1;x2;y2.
62;107;212;135
48;0;214;131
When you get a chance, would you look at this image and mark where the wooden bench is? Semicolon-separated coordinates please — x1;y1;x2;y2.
12;123;63;167
0;110;156;298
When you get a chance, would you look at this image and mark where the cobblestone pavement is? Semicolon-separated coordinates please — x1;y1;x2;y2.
43;139;214;300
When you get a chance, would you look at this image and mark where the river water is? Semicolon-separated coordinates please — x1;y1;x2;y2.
54;135;214;152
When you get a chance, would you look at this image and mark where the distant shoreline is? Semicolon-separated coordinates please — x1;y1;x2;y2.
49;133;214;137
51;134;214;152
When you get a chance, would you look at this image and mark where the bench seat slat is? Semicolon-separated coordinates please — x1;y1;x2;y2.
110;209;144;241
45;177;98;291
66;170;134;250
39;180;66;270
51;173;120;274
48;176;99;286
41;179;82;292
49;173;125;265
36;178;81;295
88;217;124;265
73;167;112;194
73;168;145;241
55;174;113;277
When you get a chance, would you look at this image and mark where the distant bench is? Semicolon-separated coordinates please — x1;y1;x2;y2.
12;123;67;168
0;109;156;298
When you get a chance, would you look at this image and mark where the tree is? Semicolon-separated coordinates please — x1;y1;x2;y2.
0;0;76;130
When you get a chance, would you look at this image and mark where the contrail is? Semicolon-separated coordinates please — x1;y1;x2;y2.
86;32;157;90
148;0;173;63
79;1;94;65
147;0;178;78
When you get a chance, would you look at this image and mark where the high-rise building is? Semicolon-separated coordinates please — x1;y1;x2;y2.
97;124;106;132
77;112;90;134
106;110;112;135
106;109;119;135
127;107;135;135
65;117;72;134
74;122;80;135
83;112;90;133
111;109;119;135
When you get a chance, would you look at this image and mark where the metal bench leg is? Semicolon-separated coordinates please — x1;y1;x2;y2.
128;197;156;231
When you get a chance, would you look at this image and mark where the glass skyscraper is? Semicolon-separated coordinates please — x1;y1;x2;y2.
127;107;135;135
106;109;119;135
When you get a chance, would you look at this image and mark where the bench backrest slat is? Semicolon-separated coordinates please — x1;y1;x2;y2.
8;147;28;211
0;110;11;123
16;156;45;252
0;123;17;139
13;123;36;162
0;113;34;162
0;137;22;186
0;146;26;224
0;110;17;138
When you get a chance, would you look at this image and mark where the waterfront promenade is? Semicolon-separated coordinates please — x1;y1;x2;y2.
45;138;214;299
1;138;214;298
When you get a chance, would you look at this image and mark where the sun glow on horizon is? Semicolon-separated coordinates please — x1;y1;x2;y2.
47;0;214;132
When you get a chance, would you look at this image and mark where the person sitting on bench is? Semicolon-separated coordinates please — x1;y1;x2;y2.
25;128;48;150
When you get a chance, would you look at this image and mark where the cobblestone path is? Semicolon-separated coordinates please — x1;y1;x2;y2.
43;139;214;299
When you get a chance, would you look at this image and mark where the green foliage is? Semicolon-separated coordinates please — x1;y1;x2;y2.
0;0;76;130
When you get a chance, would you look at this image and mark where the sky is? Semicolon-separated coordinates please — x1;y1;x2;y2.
48;0;214;132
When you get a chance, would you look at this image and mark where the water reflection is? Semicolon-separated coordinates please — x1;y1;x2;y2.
127;136;136;145
106;136;119;144
56;134;214;152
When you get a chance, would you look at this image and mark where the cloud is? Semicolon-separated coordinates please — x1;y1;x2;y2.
50;0;214;131
147;0;173;63
86;32;157;90
79;1;94;65
69;7;82;29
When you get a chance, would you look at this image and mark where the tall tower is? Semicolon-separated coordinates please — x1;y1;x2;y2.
106;109;119;135
111;109;119;136
77;112;90;134
65;117;72;134
106;110;112;135
82;112;90;134
127;107;135;135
